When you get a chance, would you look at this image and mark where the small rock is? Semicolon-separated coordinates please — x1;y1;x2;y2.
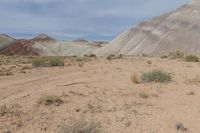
176;122;188;131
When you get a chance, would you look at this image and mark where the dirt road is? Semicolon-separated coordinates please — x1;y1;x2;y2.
0;58;200;133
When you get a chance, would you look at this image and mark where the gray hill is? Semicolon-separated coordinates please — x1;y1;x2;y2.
94;0;200;56
0;34;16;51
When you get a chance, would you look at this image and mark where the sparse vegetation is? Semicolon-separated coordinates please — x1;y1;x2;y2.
0;104;21;117
169;50;184;59
82;54;97;59
185;55;199;62
59;118;101;133
0;55;31;66
38;95;64;106
131;73;140;84
142;70;171;83
32;56;64;67
139;92;149;99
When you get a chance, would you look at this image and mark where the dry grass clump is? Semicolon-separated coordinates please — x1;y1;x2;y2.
59;118;101;133
106;55;115;60
0;104;21;117
142;70;171;83
32;56;64;67
0;105;10;116
185;55;199;62
187;91;195;95
130;73;140;84
38;95;64;106
106;54;122;60
139;92;149;99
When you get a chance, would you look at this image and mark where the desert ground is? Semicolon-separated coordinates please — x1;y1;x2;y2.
0;55;200;133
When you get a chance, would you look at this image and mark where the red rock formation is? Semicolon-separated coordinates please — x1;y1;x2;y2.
0;34;55;55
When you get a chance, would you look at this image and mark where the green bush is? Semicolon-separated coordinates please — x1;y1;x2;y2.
142;70;171;83
185;55;199;62
32;57;64;67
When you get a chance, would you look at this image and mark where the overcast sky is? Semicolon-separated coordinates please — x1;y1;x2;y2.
0;0;191;40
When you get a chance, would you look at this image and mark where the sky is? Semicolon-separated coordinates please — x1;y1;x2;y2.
0;0;191;41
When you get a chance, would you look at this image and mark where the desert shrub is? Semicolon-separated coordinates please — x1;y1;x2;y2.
131;73;140;84
38;95;63;106
142;70;171;83
32;57;64;67
32;57;49;67
160;55;168;59
169;50;184;59
185;55;199;62
50;57;65;66
106;54;122;60
59;118;101;133
0;105;9;116
106;55;115;60
88;54;97;58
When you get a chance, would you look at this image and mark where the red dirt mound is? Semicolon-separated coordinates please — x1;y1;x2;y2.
0;34;55;56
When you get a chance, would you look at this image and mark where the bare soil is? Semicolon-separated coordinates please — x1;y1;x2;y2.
0;57;200;133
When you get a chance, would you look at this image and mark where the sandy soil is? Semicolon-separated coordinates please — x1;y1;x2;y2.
0;57;200;133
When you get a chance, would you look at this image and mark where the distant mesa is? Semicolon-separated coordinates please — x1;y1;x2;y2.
72;38;89;43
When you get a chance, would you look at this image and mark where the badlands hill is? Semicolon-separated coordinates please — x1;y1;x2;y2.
0;34;104;56
1;0;199;57
94;0;200;56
